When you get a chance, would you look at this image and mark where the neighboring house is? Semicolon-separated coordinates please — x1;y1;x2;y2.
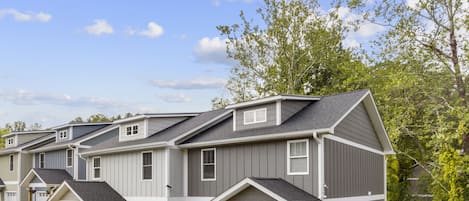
79;111;227;201
0;130;55;201
21;123;115;201
176;90;394;201
78;90;393;201
407;164;433;201
47;180;126;201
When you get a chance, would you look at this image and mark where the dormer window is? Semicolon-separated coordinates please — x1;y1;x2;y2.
59;130;68;140
243;108;267;125
126;125;139;136
6;137;14;145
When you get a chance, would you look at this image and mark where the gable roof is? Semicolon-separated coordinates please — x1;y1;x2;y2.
51;122;112;130
48;180;126;201
0;178;4;187
2;130;54;138
212;177;321;201
81;109;231;156
0;134;56;155
21;169;73;187
225;94;320;109
179;90;394;154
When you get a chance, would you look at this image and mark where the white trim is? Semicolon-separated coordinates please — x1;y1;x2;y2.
171;110;233;144
141;151;153;181
124;124;140;136
324;194;385;201
48;181;85;201
225;95;320;109
113;113;200;124
20;169;47;187
165;148;170;197
143;119;149;137
201;148;216;181
243;108;267;125
407;177;419;181
39;153;45;168
384;156;387;201
91;156;101;180
73;147;79;180
232;109;237;131
318;136;324;199
276;100;281;125
287;139;309;175
80;142;167;157
2;130;53;138
28;183;47;188
179;128;332;148
324;135;385;155
183;149;188;197
66;149;73;168
211;178;287;201
3;181;18;185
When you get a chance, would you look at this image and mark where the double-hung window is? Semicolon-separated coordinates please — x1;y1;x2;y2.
59;130;68;140
287;139;309;175
9;154;14;171
201;148;216;181
126;125;139;136
142;152;152;180
39;153;45;168
6;137;14;145
66;149;73;167
92;157;101;180
243;108;267;125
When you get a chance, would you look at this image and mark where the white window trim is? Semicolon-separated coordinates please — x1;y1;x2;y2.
92;156;101;180
9;154;14;172
125;124;140;136
58;130;69;140
39;153;45;168
243;108;267;125
201;148;216;181
66;149;73;167
141;151;153;181
6;137;15;145
287;139;309;175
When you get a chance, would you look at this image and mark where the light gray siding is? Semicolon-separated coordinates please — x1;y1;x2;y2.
168;149;184;197
119;121;145;141
281;100;310;123
77;153;86;180
39;149;73;177
227;186;275;201
72;125;107;139
188;138;318;197
147;117;187;136
235;103;276;131
81;128;118;146
335;103;383;150
87;148;167;198
324;138;384;198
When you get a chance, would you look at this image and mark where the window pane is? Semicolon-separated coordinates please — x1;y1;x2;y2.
244;111;254;124
94;168;100;178
133;125;138;134
126;127;132;135
93;158;100;167
203;150;214;163
290;158;307;173
143;166;152;179
255;109;266;122
203;165;215;179
143;153;152;165
290;141;306;156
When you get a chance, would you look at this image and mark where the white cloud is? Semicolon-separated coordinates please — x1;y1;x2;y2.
212;0;254;7
406;0;419;9
193;37;234;65
151;77;227;90
139;22;164;38
0;9;51;22
356;22;386;37
343;38;360;48
158;93;192;103
85;19;114;36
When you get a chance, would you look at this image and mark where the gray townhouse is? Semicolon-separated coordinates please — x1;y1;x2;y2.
19;122;116;201
68;89;394;201
0;130;55;201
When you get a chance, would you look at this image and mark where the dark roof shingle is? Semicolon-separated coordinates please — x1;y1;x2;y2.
249;177;321;201
34;169;73;184
64;180;126;201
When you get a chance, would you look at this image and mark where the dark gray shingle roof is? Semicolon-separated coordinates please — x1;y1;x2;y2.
36;125;115;150
0;134;56;155
64;180;126;201
183;90;368;143
249;177;321;201
34;169;73;184
84;109;229;153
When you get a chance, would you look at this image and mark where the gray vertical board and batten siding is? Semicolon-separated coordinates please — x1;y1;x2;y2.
35;149;74;176
168;148;184;197
188;138;318;197
235;103;277;131
77;148;86;180
324;138;384;198
227;186;275;201
334;103;383;150
281;100;311;123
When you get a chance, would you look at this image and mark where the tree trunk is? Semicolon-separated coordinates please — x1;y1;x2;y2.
449;29;466;106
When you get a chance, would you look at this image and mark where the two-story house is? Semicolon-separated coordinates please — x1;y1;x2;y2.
73;90;393;201
0;130;55;201
19;122;115;201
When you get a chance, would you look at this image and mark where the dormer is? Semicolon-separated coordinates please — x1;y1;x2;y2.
114;113;200;142
3;130;55;148
52;123;112;143
226;95;320;131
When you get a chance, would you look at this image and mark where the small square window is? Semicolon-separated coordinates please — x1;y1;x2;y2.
126;127;132;135
133;125;138;134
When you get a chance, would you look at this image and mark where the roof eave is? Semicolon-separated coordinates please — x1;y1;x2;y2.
225;95;320;109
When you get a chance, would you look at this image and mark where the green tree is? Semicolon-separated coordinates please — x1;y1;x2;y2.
217;0;370;103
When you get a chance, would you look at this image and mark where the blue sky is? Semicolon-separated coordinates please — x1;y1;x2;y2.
0;0;384;128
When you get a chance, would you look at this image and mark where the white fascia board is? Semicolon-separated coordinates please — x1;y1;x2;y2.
324;194;385;201
212;178;287;201
226;95;320;109
51;122;111;130
113;113;200;124
178;128;333;148
170;110;233;144
80;142;167;157
20;169;47;187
